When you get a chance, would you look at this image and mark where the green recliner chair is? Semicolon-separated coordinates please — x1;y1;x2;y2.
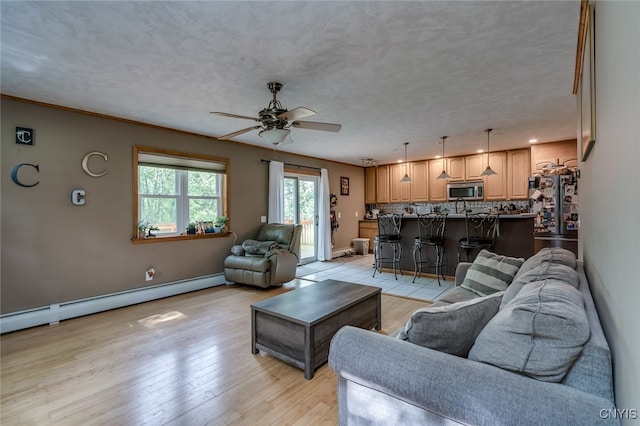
224;223;302;288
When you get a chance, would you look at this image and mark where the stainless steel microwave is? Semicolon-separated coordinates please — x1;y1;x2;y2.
447;181;484;201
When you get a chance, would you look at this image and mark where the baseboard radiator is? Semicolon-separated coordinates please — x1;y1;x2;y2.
0;274;226;334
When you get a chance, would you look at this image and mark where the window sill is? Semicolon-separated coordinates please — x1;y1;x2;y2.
131;232;232;244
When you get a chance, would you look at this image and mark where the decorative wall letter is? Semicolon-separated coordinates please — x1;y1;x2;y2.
16;127;34;145
81;151;109;177
10;163;40;187
71;189;86;206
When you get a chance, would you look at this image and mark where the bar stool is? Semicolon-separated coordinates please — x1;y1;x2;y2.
373;213;403;279
458;213;500;263
412;213;447;285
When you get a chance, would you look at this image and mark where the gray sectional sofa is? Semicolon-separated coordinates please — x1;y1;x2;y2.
329;248;618;425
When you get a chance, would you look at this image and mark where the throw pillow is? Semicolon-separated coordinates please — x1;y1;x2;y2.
468;279;589;382
396;292;503;357
501;263;579;308
461;250;524;296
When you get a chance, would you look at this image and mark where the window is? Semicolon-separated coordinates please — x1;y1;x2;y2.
133;146;229;241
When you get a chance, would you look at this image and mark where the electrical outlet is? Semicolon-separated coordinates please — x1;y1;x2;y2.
260;215;267;223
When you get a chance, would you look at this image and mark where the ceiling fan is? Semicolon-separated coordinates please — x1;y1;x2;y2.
211;82;342;144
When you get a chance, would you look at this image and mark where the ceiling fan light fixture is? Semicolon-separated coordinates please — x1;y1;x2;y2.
437;136;450;180
480;128;497;177
259;128;290;144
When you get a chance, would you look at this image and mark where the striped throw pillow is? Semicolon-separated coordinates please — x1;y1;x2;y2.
461;250;524;296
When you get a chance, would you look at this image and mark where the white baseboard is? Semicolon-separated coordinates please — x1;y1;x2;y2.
331;248;355;259
0;274;226;334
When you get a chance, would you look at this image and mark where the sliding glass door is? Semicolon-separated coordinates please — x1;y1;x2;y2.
284;174;318;264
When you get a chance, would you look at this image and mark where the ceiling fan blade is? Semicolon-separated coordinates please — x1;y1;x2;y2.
210;112;260;122
292;121;342;132
278;107;316;121
218;126;261;140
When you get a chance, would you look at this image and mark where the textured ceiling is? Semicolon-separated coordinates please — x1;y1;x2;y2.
1;1;580;166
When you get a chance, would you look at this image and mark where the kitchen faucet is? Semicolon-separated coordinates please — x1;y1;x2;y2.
455;197;467;214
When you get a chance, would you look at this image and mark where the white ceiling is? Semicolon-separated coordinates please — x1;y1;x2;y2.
1;1;580;166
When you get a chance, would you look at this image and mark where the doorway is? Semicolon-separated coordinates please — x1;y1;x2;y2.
284;174;318;264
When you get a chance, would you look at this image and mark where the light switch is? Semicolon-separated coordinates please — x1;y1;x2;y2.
260;215;267;223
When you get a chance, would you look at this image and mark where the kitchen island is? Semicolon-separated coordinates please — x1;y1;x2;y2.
360;213;535;277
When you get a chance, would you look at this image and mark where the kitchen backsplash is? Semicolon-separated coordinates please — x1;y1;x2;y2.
366;200;530;216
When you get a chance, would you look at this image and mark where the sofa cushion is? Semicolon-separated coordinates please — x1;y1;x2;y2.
460;250;524;297
435;286;478;305
469;279;589;382
396;292;503;357
515;247;577;280
501;263;579;308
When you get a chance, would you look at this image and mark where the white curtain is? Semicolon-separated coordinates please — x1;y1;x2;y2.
318;168;332;261
268;161;284;223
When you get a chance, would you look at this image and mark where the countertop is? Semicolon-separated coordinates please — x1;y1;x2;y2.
361;213;535;221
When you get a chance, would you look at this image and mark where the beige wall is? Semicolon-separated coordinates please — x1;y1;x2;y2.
580;1;640;416
1;98;365;313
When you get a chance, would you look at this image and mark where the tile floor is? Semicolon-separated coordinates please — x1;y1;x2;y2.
295;254;454;303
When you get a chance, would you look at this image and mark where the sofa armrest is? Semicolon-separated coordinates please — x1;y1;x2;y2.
230;245;245;256
267;250;298;285
455;262;473;286
329;326;618;425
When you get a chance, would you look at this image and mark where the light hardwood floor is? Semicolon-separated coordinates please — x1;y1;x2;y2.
1;279;429;425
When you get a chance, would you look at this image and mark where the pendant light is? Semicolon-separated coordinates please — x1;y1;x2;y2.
480;128;497;176
400;142;413;182
437;136;451;180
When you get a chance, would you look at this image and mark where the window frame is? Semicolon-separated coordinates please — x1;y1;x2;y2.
132;145;230;243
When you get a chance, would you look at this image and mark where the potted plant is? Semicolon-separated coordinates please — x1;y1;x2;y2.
213;216;228;233
146;224;160;238
138;220;149;239
187;222;197;235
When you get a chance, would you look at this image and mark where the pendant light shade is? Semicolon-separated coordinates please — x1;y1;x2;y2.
400;142;412;182
437;136;451;180
480;128;497;177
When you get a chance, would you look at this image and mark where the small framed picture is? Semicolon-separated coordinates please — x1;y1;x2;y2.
340;176;349;196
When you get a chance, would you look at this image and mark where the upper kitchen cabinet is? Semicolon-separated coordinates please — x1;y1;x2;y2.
390;163;411;202
484;152;507;200
365;167;376;204
411;161;429;202
465;154;486;181
507;149;531;199
530;140;578;173
375;165;390;203
428;158;447;201
446;157;465;181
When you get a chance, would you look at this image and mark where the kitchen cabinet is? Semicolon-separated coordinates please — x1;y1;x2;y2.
465;154;486;181
375;165;390;203
411;161;429;202
484;152;507;200
507;149;531;199
365;167;376;204
428;158;447;201
530;140;578;173
358;221;377;253
446;157;465;181
390;163;411;202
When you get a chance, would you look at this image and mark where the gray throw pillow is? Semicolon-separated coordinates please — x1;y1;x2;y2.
501;263;579;308
469;279;589;382
461;250;524;296
396;292;503;357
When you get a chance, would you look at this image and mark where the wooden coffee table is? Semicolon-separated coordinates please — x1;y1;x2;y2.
250;279;381;379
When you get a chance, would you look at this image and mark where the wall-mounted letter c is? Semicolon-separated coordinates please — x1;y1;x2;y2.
82;151;108;177
11;163;40;187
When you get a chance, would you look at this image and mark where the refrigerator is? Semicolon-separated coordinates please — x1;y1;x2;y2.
529;174;579;254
